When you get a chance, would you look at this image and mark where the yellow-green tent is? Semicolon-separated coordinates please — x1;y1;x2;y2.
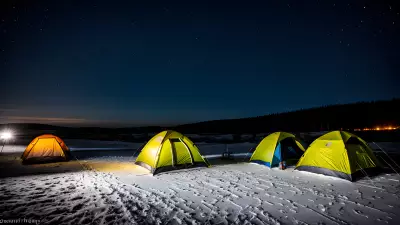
250;132;306;168
295;131;381;181
135;130;210;175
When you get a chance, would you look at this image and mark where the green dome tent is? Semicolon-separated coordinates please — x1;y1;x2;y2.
295;131;381;181
250;132;306;168
135;130;210;175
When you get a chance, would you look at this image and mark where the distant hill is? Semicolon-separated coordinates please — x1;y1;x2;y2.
1;99;399;137
0;123;167;142
175;98;400;134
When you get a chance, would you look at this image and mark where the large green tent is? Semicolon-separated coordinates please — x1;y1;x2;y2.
135;130;210;175
295;131;381;181
250;132;306;168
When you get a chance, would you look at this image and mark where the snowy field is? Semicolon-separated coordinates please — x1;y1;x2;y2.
1;138;400;154
1;139;400;224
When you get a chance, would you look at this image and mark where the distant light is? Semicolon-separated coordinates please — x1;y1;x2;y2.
0;131;13;140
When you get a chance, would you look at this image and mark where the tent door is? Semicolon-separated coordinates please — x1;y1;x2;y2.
281;138;304;165
180;138;194;165
170;138;193;166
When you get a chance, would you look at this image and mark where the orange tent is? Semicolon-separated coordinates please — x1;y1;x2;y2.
21;134;70;163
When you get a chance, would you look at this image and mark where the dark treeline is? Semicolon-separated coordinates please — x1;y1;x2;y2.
175;98;400;134
1;99;399;142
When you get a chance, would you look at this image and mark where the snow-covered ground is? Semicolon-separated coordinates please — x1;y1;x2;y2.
1;139;400;224
0;156;399;225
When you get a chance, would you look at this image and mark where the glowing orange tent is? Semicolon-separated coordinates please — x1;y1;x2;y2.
21;134;70;163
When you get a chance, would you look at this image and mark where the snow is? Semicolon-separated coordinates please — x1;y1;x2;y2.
209;134;234;141
0;144;25;153
1;138;400;224
196;142;255;155
1;153;400;224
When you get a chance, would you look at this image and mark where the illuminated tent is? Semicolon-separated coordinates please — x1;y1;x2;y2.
135;130;210;175
21;134;70;163
295;131;381;181
250;132;306;168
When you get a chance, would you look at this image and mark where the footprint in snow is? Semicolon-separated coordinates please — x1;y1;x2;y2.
353;209;369;218
318;204;327;212
71;196;84;201
68;185;76;190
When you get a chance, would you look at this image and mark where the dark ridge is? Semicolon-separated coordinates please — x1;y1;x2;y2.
1;99;399;142
174;98;400;134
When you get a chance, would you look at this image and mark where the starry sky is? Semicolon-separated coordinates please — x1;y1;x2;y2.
0;0;399;127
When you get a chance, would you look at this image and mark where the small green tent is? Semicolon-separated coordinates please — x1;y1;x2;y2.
250;132;306;168
135;130;210;175
295;131;381;181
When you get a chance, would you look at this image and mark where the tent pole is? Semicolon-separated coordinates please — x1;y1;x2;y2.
0;140;5;153
170;139;176;166
372;142;400;169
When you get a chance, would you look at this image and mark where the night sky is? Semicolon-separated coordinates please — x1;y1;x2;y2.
1;1;399;127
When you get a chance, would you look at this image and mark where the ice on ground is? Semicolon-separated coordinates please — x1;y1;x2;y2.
1;155;400;225
0;144;26;153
